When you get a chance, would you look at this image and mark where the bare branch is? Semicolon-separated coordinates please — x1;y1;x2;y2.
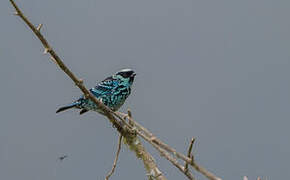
115;112;195;180
9;1;166;179
118;112;222;180
134;120;221;180
10;1;223;180
105;135;123;180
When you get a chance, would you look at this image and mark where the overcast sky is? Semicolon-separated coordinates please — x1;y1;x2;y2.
1;0;290;179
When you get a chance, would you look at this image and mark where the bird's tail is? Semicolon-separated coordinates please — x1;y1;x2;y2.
56;102;80;113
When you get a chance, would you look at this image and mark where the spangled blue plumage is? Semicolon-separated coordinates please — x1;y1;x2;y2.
56;69;136;115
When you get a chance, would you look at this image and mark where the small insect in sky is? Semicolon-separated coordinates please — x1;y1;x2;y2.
58;155;68;161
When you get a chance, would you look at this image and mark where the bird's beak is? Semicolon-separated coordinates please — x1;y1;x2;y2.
132;73;136;77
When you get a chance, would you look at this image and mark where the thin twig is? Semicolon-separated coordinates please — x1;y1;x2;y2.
151;139;196;180
105;135;123;180
185;138;195;172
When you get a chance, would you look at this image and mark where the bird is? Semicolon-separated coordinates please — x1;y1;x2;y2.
56;69;136;115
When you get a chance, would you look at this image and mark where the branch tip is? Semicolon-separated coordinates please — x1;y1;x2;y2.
187;138;195;158
105;135;122;180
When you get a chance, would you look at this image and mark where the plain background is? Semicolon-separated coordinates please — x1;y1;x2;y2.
1;0;290;179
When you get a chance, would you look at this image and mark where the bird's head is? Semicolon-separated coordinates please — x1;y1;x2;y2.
115;68;136;85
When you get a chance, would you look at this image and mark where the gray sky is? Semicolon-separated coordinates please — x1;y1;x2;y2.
1;0;290;179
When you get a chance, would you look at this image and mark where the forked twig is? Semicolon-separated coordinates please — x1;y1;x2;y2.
150;139;196;180
118;112;222;180
105;135;123;180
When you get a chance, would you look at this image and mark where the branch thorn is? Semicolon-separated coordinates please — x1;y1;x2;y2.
127;109;132;118
127;109;134;125
150;136;157;142
36;24;43;31
75;79;84;86
50;56;58;65
43;48;50;54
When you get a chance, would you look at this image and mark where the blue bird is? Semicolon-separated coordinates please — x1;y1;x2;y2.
56;69;136;115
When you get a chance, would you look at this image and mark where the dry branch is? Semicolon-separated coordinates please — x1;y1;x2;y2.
118;112;222;180
10;1;223;180
9;1;166;179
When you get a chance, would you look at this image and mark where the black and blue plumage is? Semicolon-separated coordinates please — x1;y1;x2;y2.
56;69;136;115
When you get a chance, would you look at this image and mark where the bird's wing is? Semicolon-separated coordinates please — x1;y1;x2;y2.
90;76;117;97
